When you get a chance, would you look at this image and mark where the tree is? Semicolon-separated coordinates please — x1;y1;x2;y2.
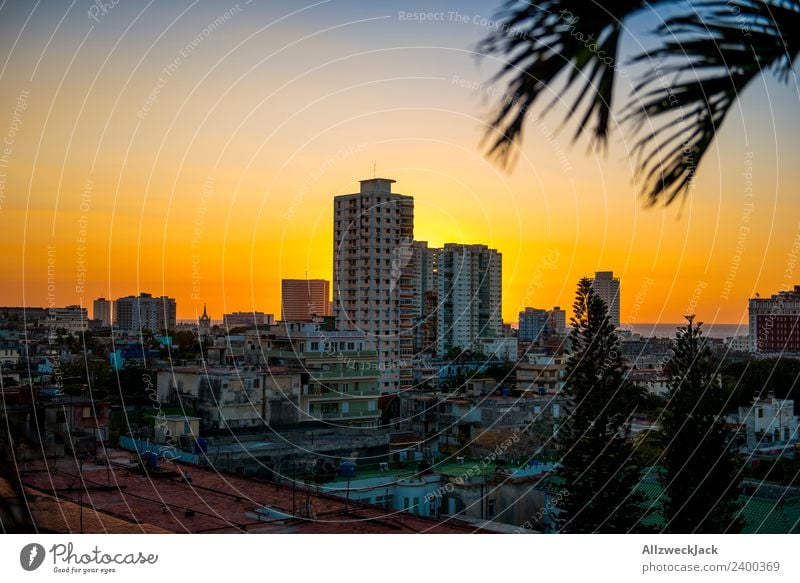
659;316;744;533
479;1;800;205
555;278;646;532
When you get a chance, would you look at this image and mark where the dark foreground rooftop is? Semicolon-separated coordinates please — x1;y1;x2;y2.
5;451;497;534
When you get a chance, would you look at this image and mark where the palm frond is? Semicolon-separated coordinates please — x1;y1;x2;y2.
626;0;800;206
478;0;654;165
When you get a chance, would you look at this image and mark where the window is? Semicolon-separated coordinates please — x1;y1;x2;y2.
413;497;420;513
487;499;496;518
82;407;94;419
403;497;410;511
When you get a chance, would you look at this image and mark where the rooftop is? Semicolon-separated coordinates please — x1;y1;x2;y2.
12;452;499;534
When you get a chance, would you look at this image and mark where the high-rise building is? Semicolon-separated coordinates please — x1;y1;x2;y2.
749;285;800;353
518;307;549;342
412;241;440;355
547;306;567;335
114;293;176;332
333;178;414;392
281;279;330;321
437;243;502;356
591;271;621;328
93;298;112;327
222;311;275;328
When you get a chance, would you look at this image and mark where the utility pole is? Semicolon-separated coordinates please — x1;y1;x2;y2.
78;456;85;533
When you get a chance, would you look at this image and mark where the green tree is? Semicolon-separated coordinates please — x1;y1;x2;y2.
659;316;744;533
555;278;646;532
479;1;800;205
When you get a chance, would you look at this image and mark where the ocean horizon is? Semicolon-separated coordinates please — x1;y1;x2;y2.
622;322;747;339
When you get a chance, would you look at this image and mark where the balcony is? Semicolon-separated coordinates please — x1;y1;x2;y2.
311;368;379;380
307;388;380;400
305;409;381;421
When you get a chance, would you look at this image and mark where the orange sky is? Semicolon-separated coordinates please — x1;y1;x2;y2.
1;2;799;325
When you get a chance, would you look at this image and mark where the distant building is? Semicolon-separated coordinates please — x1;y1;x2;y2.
738;394;799;453
547;306;567;335
0;338;20;365
412;241;440;355
437;243;502;356
93;298;112;327
474;336;517;362
591;271;621;328
749;285;800;353
281;279;330;321
515;354;567;395
198;304;211;338
725;335;750;352
113;293;176;332
48;305;88;333
222;311;274;329
333;178;415;393
518;308;548;342
627;368;669;398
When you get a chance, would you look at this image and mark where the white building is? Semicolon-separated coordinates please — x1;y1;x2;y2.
738;394;799;452
474;336;518;362
437;243;502;356
333;178;414;393
591;271;621;328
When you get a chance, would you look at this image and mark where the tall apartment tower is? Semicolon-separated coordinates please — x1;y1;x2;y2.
591;271;621;328
93;298;112;327
333;178;414;393
437;243;502;356
412;241;440;355
547;306;567;335
281;279;331;321
113;293;176;332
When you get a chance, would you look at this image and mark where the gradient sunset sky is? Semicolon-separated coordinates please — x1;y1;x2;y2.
1;1;799;326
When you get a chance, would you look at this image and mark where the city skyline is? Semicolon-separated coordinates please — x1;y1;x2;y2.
1;3;799;327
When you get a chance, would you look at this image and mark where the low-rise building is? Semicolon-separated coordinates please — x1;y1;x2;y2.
251;322;382;427
738;394;799;453
156;366;302;430
47;305;88;333
515;354;566;395
627;368;669;398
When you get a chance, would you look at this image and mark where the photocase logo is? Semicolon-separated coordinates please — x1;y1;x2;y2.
20;543;46;571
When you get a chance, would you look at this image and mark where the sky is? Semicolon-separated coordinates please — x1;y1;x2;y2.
0;0;799;326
